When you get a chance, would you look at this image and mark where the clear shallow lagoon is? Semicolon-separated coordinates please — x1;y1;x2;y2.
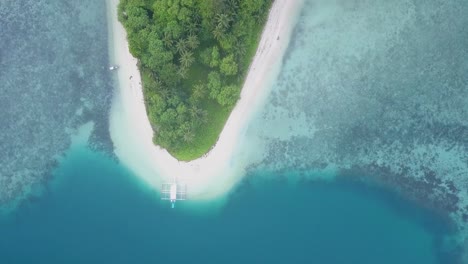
0;0;467;262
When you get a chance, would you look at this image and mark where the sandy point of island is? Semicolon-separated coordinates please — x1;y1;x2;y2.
106;0;304;200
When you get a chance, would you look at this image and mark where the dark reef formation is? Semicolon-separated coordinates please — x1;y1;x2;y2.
0;0;114;206
247;0;468;236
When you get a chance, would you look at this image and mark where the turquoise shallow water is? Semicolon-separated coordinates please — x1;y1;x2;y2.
0;143;459;263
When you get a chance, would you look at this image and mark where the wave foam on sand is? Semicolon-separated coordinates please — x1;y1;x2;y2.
106;0;303;200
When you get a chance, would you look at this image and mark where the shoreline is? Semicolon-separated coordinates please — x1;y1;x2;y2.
106;0;304;200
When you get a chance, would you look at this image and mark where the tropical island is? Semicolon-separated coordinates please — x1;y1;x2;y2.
108;0;303;198
117;0;272;160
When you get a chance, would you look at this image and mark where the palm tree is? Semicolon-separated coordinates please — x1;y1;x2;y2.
154;78;164;90
198;109;208;124
148;70;157;79
192;83;206;100
212;26;224;40
163;32;173;48
158;87;170;100
186;22;199;36
182;126;195;143
226;0;239;17
216;13;231;30
186;34;199;50
189;106;208;124
235;39;247;57
175;39;188;54
227;0;238;10
179;50;194;69
193;12;202;25
148;78;163;92
183;132;195;143
177;66;188;79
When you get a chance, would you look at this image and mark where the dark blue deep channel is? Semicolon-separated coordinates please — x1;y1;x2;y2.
0;144;458;264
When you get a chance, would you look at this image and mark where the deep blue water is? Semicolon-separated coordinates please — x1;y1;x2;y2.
0;143;458;263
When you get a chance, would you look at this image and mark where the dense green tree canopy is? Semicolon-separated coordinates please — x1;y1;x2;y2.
220;54;238;76
118;0;272;159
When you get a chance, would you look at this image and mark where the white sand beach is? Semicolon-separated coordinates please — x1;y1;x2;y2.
106;0;304;200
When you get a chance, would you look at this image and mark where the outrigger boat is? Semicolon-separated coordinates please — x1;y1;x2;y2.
109;65;119;71
161;181;187;208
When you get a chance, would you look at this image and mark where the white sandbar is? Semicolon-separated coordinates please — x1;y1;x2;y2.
106;0;303;200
